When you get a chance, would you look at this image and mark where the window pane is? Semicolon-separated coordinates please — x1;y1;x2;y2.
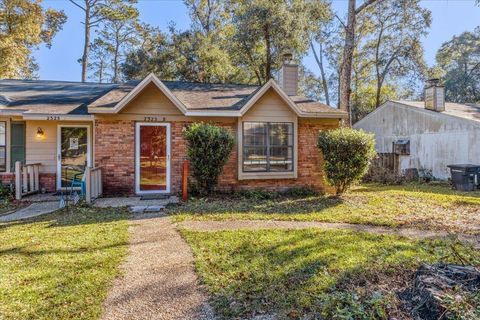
269;146;293;171
0;122;5;146
243;146;267;171
243;122;266;147
0;146;5;172
270;123;293;146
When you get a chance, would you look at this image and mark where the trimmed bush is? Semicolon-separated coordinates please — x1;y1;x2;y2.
184;123;235;194
317;128;376;195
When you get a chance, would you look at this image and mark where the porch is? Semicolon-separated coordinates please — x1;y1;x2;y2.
14;162;103;204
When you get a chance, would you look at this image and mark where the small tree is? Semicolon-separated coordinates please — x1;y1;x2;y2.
317;128;376;195
184;123;235;194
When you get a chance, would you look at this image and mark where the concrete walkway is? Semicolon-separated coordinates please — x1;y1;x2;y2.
102;213;214;320
0;202;59;222
178;220;480;249
94;196;179;208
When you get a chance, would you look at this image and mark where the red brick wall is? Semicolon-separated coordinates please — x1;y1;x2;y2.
94;120;135;196
0;173;14;186
216;119;336;193
1;173;56;192
40;173;56;192
94;119;338;195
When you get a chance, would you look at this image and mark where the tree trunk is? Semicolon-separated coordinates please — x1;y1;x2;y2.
339;0;356;126
311;41;330;105
81;5;91;83
264;24;272;82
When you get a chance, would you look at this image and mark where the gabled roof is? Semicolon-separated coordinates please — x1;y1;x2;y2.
0;74;347;118
394;100;480;123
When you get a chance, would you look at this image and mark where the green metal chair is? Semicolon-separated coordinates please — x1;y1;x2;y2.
70;171;86;198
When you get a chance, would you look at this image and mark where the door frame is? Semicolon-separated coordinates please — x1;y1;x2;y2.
56;124;91;190
135;122;171;194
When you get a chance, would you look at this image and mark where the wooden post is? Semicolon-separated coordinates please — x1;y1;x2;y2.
85;167;91;204
33;164;39;192
15;161;22;200
182;159;188;202
22;164;28;193
28;165;34;194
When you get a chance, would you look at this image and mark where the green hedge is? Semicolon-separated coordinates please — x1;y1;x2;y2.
317;128;376;195
184;123;235;194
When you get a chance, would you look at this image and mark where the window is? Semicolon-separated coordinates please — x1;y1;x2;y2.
0;122;5;172
10;122;25;172
243;122;294;172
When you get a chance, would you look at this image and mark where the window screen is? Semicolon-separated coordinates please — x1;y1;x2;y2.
243;122;293;172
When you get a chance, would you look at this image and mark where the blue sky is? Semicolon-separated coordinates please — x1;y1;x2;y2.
36;0;480;82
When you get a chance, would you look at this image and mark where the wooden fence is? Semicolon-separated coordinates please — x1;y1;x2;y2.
370;153;400;174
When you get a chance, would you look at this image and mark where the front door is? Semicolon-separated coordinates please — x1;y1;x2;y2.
135;123;171;194
57;125;90;190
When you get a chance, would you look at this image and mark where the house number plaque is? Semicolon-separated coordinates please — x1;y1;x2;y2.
144;117;166;122
46;116;61;120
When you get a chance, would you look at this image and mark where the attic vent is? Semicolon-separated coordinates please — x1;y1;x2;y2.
425;78;445;112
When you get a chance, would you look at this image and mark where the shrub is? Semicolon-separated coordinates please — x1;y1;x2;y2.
184;123;235;195
317;128;376;195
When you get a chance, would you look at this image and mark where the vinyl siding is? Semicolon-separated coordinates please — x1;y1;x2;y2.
121;83;183;116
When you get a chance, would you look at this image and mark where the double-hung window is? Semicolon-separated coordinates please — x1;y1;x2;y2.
0;122;6;172
242;122;294;172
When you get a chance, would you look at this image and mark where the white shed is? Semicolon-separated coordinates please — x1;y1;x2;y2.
354;83;480;180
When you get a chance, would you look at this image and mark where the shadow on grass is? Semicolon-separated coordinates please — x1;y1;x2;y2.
0;206;131;230
354;182;480;198
0;241;129;257
171;196;345;216
192;229;438;318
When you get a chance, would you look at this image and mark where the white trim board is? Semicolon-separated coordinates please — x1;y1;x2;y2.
135;122;171;194
56;124;92;190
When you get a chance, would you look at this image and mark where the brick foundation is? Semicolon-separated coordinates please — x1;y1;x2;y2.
40;173;56;192
94;118;338;196
0;172;56;192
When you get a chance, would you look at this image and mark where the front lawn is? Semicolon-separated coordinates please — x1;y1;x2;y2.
170;183;480;234
182;228;480;319
0;206;130;320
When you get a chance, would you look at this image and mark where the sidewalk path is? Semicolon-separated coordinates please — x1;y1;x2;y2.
102;213;214;320
178;220;480;249
0;202;59;222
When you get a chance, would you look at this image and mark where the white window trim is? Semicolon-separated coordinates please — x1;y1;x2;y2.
135;122;171;194
56;124;92;190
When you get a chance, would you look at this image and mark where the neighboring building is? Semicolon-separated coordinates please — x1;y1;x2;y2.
354;80;480;179
0;60;346;196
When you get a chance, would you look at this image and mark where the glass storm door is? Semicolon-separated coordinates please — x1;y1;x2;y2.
135;123;170;193
57;126;90;189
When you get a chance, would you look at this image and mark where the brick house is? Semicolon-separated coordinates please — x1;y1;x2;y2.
0;61;346;197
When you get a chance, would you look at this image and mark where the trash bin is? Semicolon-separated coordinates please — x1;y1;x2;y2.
447;164;480;191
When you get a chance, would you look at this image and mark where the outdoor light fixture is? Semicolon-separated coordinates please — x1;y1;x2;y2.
36;127;44;138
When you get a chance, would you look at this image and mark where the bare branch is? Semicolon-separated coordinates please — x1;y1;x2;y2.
69;0;86;12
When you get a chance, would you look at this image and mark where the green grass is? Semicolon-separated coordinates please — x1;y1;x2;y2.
0;206;130;320
170;183;480;234
182;228;480;319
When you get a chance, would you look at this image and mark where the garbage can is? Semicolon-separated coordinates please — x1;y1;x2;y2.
447;164;480;191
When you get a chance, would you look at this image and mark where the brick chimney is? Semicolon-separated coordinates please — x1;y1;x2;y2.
424;78;445;112
277;53;298;96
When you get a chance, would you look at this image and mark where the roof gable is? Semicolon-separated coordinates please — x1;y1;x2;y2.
89;74;188;114
240;79;303;117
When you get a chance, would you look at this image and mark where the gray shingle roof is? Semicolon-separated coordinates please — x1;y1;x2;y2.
0;78;344;117
0;79;118;114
